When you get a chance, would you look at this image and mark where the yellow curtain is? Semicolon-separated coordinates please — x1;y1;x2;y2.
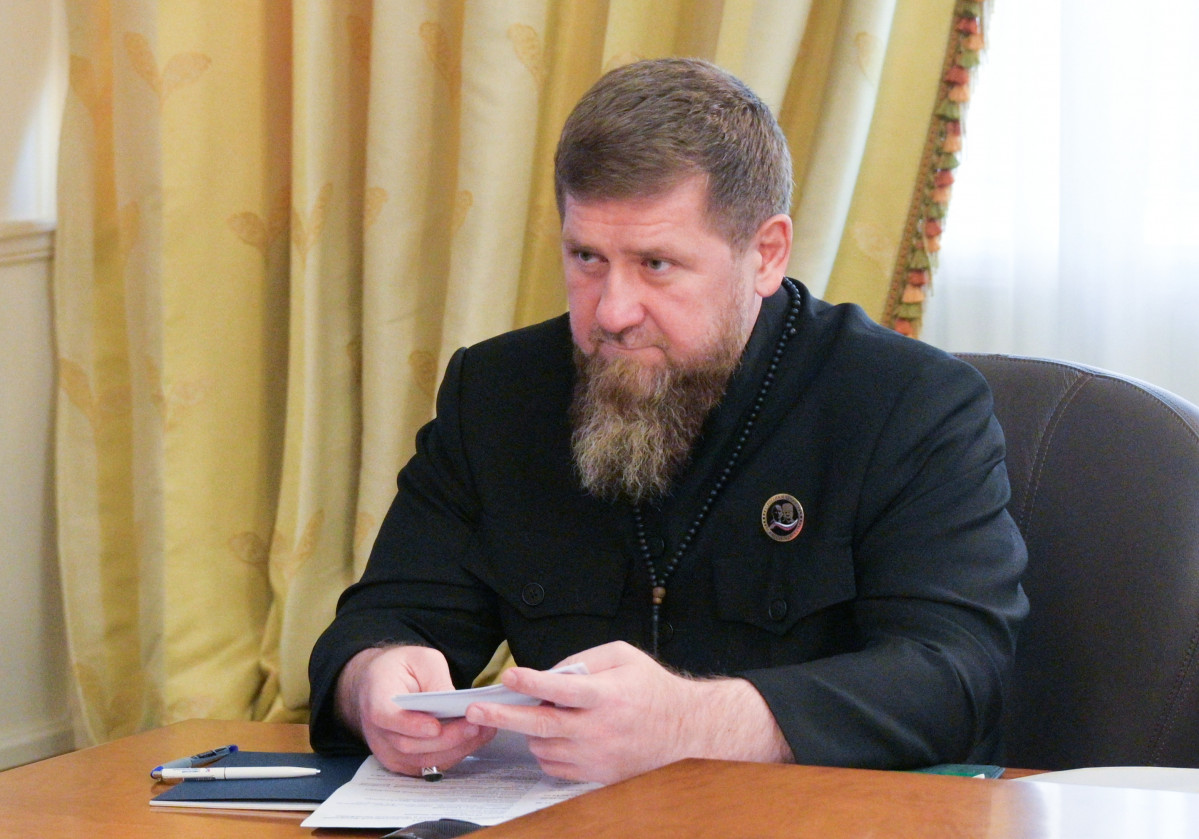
54;0;961;746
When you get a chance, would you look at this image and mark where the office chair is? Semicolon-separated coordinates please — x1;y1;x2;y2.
958;353;1199;770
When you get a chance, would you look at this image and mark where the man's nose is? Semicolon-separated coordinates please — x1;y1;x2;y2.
593;268;645;336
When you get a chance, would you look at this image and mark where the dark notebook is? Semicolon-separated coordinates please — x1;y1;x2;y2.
150;750;364;811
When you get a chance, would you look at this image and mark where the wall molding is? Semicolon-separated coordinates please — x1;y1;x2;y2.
0;220;56;268
0;717;74;771
0;217;65;772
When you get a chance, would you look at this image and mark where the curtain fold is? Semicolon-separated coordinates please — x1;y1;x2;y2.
54;0;964;745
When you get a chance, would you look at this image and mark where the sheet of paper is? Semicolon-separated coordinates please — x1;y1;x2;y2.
390;662;589;718
300;729;600;829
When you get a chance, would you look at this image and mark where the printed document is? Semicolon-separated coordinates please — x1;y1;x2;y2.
301;729;600;829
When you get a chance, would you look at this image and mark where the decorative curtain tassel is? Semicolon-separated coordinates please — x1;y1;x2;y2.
937;100;963;120
945;65;971;85
887;0;989;337
907;269;931;287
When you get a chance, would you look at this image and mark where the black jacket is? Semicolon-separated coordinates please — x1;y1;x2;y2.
309;282;1028;768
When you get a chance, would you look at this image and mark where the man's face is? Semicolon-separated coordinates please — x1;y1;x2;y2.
562;176;764;372
562;176;778;502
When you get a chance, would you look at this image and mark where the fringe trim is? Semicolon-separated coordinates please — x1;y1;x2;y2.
884;0;990;337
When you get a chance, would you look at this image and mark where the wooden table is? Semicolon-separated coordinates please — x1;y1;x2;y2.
2;719;1198;837
0;719;345;838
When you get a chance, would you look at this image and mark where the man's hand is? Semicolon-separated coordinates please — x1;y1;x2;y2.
462;641;792;784
335;645;496;776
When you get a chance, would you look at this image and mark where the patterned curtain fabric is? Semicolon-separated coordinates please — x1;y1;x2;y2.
53;0;961;745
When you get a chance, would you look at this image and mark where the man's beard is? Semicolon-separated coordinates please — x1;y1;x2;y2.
569;319;746;505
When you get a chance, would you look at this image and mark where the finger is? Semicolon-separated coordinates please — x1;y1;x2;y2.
405;651;457;694
373;715;485;754
366;705;444;740
384;646;456;695
499;667;601;710
530;755;587;783
525;740;621;785
376;736;487;776
372;720;496;775
553;640;645;673
394;729;495;771
402;724;495;773
398;719;490;754
358;647;457;735
464;700;571;739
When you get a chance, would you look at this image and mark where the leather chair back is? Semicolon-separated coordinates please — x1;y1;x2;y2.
958;353;1199;770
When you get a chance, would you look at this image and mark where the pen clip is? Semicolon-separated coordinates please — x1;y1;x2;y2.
150;744;238;778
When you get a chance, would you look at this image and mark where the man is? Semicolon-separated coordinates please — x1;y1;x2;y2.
309;58;1028;785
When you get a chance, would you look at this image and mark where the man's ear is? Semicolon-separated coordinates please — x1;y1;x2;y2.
751;213;793;298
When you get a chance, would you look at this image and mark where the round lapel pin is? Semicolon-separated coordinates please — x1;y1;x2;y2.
762;494;804;542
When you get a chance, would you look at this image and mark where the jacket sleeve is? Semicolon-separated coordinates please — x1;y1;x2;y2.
307;348;504;754
740;353;1029;768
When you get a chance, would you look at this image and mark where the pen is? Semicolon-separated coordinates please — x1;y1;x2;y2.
158;766;320;781
150;744;238;778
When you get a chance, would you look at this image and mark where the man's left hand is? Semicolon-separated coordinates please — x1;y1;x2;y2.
462;640;792;784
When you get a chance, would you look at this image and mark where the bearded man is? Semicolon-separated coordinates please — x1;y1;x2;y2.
308;58;1028;784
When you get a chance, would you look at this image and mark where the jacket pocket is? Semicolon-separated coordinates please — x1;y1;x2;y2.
462;523;631;668
711;533;857;635
466;523;628;620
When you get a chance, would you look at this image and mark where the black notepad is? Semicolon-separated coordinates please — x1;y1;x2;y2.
149;750;364;811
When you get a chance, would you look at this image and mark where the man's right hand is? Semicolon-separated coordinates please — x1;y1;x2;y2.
335;645;497;776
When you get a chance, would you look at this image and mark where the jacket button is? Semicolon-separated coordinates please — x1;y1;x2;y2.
768;599;788;621
521;583;545;606
646;537;666;557
659;622;674;644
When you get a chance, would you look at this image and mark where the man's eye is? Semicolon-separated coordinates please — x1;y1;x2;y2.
576;250;599;263
645;259;670;272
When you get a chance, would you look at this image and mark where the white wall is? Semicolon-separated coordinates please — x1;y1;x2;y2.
0;0;73;769
0;223;73;769
1;0;65;221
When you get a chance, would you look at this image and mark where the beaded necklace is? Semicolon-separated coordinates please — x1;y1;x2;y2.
632;278;801;656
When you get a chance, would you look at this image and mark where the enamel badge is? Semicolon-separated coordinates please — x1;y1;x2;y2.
762;493;804;542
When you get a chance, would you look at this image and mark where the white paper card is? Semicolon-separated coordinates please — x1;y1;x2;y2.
390;662;589;718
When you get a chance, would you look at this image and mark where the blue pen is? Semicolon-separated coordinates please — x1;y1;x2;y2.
150;744;238;778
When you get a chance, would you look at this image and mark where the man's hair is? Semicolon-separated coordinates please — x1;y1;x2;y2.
554;58;793;251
